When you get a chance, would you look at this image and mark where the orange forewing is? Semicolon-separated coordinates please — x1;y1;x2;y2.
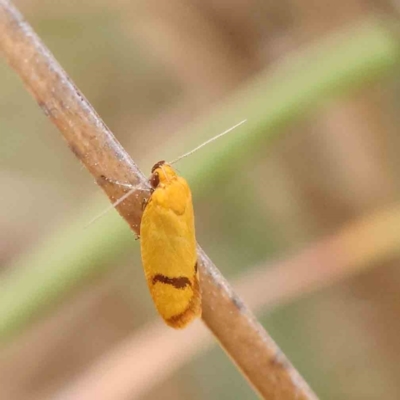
140;162;201;328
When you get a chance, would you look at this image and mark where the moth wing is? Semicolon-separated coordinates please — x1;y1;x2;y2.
140;178;201;328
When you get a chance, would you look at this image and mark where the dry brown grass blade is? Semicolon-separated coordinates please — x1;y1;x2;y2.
0;1;317;399
53;204;400;400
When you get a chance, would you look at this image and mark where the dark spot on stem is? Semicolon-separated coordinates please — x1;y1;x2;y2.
231;294;245;311
69;142;82;159
270;350;290;369
38;101;51;116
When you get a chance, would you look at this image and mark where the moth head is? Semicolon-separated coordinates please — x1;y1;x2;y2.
150;161;177;188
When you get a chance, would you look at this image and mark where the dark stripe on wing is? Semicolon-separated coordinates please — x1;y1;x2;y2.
165;273;201;328
152;274;191;289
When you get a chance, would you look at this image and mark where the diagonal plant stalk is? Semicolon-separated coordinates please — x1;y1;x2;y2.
0;1;321;399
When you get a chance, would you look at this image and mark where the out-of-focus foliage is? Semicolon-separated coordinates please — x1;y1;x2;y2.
1;1;400;400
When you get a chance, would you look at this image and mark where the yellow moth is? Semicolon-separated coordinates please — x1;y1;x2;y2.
141;161;200;328
94;120;246;329
140;120;246;328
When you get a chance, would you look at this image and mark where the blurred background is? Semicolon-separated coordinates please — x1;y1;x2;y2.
1;0;400;399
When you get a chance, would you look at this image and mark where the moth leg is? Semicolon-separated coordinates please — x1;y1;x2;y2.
141;197;149;211
114;181;137;190
99;175;138;190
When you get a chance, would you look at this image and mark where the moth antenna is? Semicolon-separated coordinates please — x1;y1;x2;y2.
87;119;246;227
168;119;247;165
160;164;170;182
85;184;142;228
